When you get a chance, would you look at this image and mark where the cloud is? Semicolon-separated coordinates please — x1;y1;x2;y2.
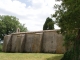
0;0;60;31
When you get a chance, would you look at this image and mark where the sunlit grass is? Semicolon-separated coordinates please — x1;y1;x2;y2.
0;53;63;60
0;45;63;60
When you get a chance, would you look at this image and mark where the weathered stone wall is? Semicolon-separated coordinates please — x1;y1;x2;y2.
42;30;57;53
11;34;19;52
56;34;65;54
2;30;65;53
15;34;26;52
3;35;11;52
42;30;65;54
25;33;35;52
25;32;42;53
32;33;42;53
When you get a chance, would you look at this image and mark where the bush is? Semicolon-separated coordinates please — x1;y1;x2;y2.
0;44;2;52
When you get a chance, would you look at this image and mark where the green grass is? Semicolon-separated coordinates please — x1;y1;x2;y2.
0;53;63;60
0;45;63;60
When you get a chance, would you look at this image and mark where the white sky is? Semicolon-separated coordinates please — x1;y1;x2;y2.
0;0;61;31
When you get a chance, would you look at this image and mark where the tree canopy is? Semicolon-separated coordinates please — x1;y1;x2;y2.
43;17;54;30
53;0;80;60
0;15;27;40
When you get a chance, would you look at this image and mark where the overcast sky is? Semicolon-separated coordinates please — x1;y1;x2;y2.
0;0;61;31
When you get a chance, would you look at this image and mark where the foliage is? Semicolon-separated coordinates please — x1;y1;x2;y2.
43;17;54;30
19;24;28;32
0;44;2;52
0;15;27;40
53;0;80;60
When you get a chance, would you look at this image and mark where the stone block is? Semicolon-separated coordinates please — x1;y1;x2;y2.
15;34;26;52
25;33;35;52
3;35;11;52
11;34;19;52
42;31;57;53
32;33;43;53
56;34;66;54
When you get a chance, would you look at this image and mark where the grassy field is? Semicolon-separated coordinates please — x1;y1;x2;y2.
0;45;63;60
0;53;63;60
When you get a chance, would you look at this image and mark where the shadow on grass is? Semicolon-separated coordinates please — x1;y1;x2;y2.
47;55;63;60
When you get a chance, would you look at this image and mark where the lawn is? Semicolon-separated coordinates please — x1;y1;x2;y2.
0;53;63;60
0;44;63;60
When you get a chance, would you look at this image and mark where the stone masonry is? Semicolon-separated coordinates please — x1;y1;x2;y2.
3;30;66;53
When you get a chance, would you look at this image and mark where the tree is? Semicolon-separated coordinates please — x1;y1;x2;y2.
19;24;28;32
53;0;80;60
43;17;54;30
0;15;27;40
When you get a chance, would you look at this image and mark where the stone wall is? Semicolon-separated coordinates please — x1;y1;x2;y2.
25;32;43;53
11;34;19;52
2;30;65;53
3;35;11;52
42;31;57;53
15;34;26;52
56;34;65;53
25;33;35;52
32;33;42;53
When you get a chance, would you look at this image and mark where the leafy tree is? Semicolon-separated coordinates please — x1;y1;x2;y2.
19;24;28;32
43;17;54;30
0;15;27;40
53;0;80;60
